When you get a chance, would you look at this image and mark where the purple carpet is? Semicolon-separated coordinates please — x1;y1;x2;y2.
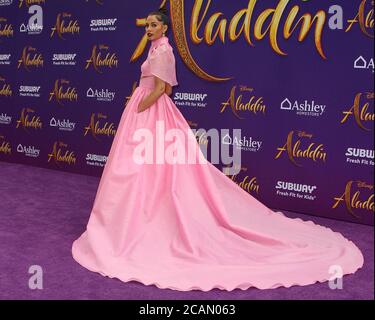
0;161;373;300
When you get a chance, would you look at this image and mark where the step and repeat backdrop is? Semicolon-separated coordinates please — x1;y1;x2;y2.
0;0;373;225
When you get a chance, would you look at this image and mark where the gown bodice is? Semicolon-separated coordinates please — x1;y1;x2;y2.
139;36;178;89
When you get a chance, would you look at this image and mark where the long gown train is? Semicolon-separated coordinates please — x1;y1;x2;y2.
71;75;364;291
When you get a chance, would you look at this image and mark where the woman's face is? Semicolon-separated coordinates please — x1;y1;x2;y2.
145;15;167;41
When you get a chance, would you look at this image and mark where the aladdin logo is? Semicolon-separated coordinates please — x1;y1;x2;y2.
0;54;11;65
0;76;12;97
19;0;45;8
17;144;40;158
15;107;43;131
276;181;317;200
195;130;209;147
52;53;77;66
49;117;76;132
183;122;209;148
84;113;116;141
86;153;107;167
87;88;115;102
344;0;374;38
0;17;14;38
220;86;266;119
341;92;374;131
85;44;119;73
19;85;41;97
332;180;374;219
17;46;44;71
275;130;327;166
187;121;209;148
49;79;78;106
223;165;260;194
47;141;76;166
90;18;117;32
222;133;262;152
131;0;352;81
0;113;12;125
187;120;198;128
345;147;374;165
0;135;11;155
133;0;373;81
50;12;80;39
281;98;326;116
354;56;374;72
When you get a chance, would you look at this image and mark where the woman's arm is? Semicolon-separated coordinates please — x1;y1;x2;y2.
137;76;166;113
165;83;172;96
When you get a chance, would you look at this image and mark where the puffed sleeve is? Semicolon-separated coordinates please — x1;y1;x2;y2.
149;43;178;87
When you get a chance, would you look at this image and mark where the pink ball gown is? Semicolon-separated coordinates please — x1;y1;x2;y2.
71;35;364;291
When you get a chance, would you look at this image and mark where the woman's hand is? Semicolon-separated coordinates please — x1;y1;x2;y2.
137;102;145;113
137;102;147;113
136;77;166;113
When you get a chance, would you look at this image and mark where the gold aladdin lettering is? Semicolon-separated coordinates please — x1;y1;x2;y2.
19;0;45;8
275;131;327;166
85;45;119;73
16;108;43;130
47;142;76;165
49;80;78;106
332;181;374;218
341;92;374;131
50;13;80;39
0;20;14;38
132;0;326;81
17;47;44;71
84;114;117;140
220;86;266;119
0;141;11;155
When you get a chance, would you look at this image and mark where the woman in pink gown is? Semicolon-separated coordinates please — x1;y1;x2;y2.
71;8;364;291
